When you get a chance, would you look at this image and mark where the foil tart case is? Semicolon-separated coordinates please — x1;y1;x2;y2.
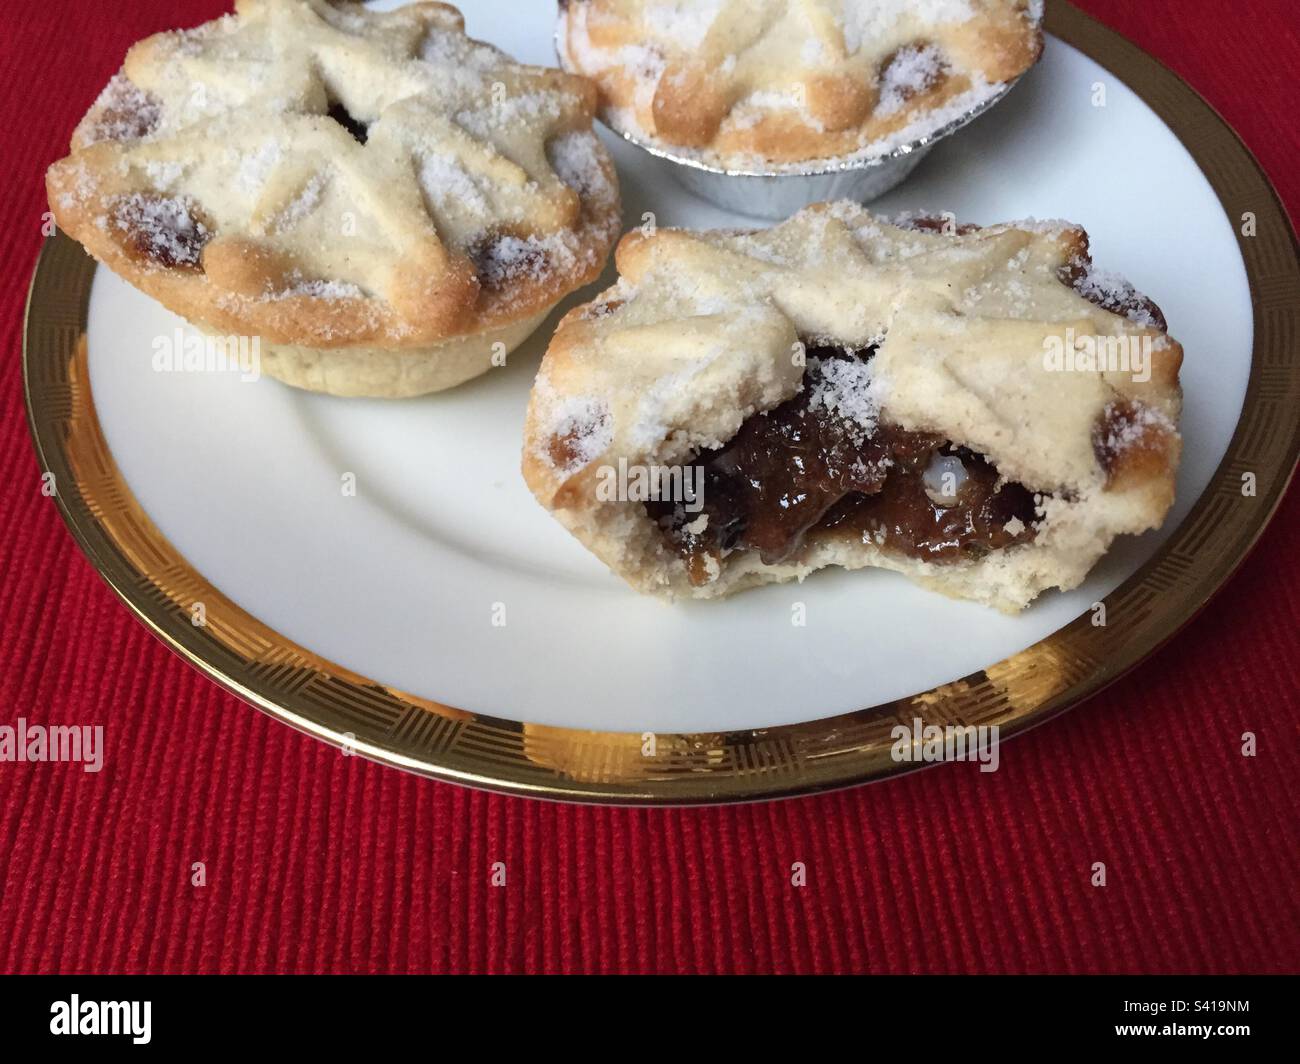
600;77;1024;219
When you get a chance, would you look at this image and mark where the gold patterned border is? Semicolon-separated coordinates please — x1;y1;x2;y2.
23;1;1300;803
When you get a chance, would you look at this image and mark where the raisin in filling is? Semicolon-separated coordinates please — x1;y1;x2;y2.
647;345;1040;584
467;231;550;293
327;100;369;144
110;193;212;270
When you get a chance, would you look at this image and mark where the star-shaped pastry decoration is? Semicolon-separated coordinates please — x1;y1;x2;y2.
48;0;620;349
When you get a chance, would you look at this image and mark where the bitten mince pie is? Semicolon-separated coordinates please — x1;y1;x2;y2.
46;0;621;397
557;0;1043;169
522;203;1183;613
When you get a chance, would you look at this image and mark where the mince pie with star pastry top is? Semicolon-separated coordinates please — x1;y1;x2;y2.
522;202;1182;613
47;0;621;397
557;0;1043;169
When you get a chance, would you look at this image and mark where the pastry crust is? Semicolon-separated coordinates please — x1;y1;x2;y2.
251;309;549;397
47;0;621;396
558;0;1043;169
522;203;1183;612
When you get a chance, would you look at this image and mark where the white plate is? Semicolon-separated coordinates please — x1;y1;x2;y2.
84;1;1251;735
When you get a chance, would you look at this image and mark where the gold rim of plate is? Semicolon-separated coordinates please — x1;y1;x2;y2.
23;1;1300;804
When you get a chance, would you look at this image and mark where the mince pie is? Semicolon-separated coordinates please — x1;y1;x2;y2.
522;202;1183;612
557;0;1043;169
47;0;621;397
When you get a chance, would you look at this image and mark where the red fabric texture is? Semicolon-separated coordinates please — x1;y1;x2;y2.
0;0;1296;974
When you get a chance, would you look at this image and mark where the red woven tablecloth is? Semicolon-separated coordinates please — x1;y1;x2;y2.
1;0;1296;975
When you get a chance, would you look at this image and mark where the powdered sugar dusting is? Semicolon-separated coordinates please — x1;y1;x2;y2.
807;355;881;443
876;43;947;117
420;26;501;75
547;130;615;205
272;273;364;301
419;151;490;217
644;0;725;49
144;160;185;191
110;193;209;268
236;140;284;195
1076;268;1159;327
55;161;99;211
561;2;666;104
275;173;327;231
82;75;162;145
830;75;1001;164
1098;399;1176;457
842;0;976;54
476;232;579;289
535;378;614;474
